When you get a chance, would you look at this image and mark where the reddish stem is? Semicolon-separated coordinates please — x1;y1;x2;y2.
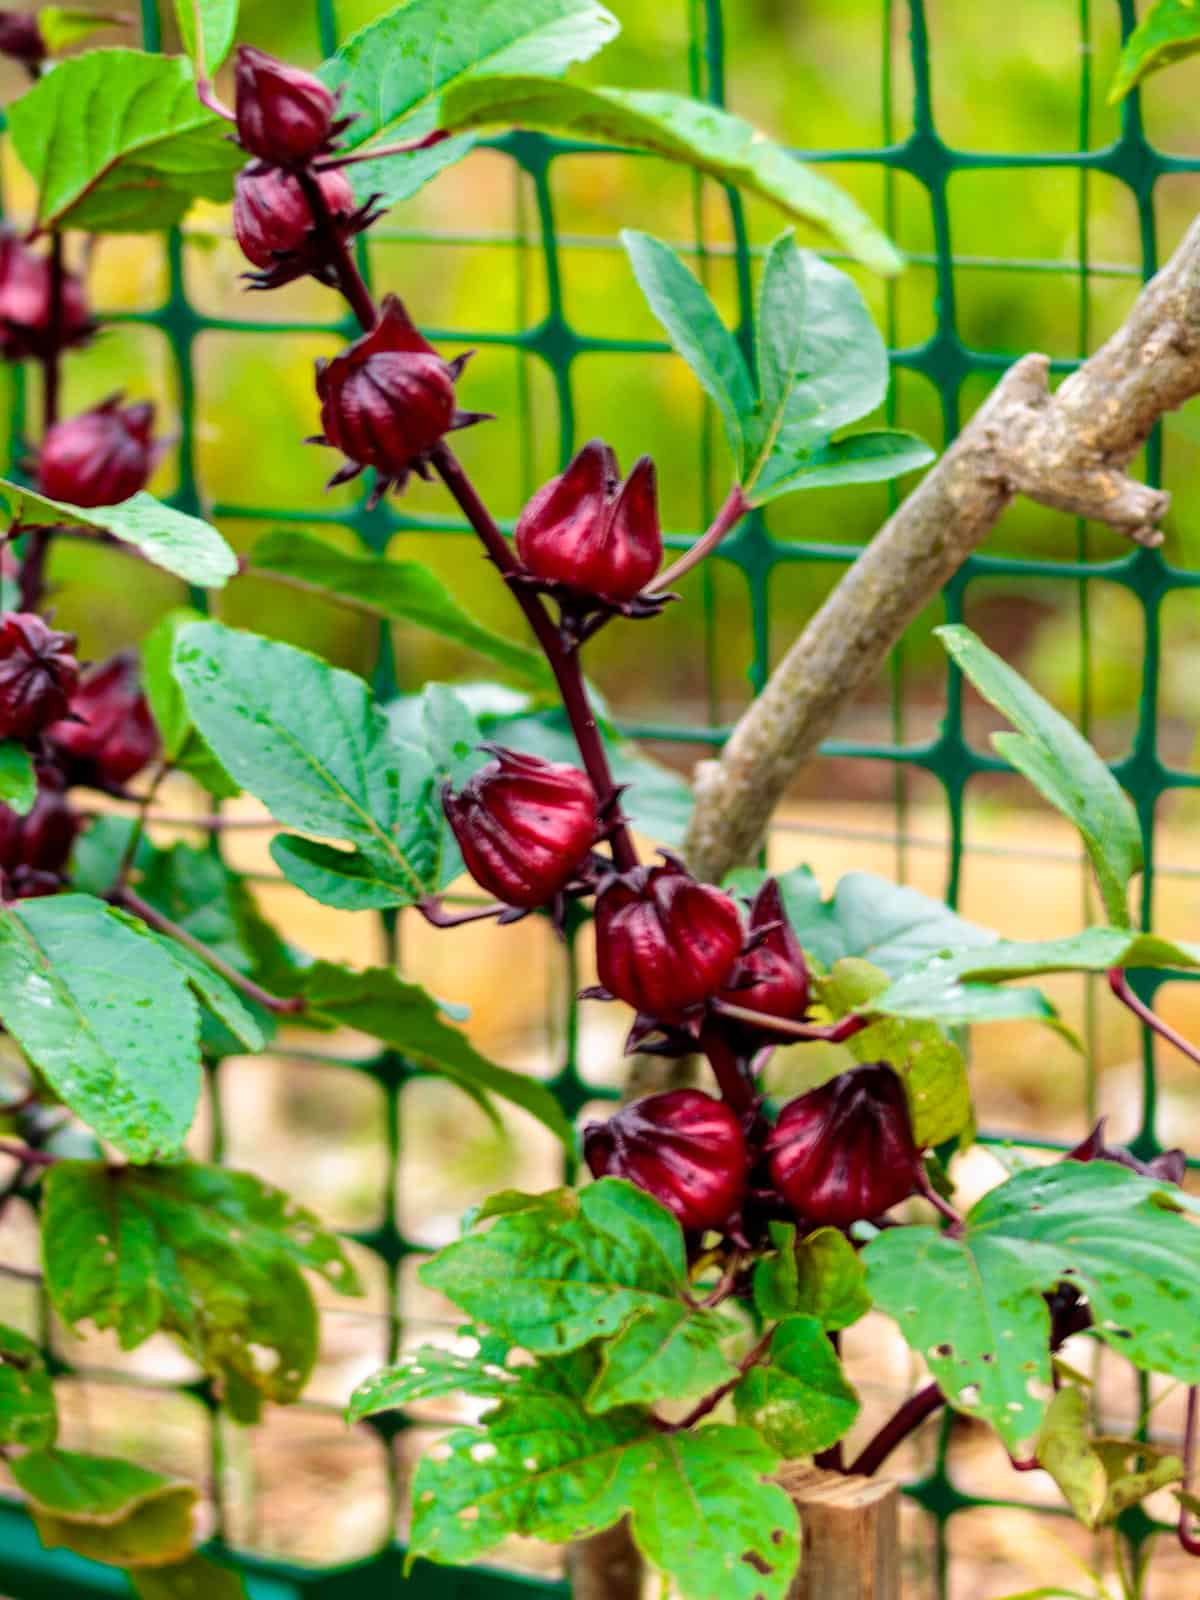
699;1028;758;1115
0;1140;57;1169
1181;1385;1200;1557
1108;967;1200;1071
18;231;64;612
653;484;748;592
314;130;451;170
671;1327;774;1431
916;1170;965;1238
417;897;507;929
847;1382;945;1477
709;999;871;1045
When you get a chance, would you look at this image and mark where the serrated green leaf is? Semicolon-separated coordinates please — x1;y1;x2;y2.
41;1160;361;1421
819;958;972;1146
421;1178;688;1355
0;1324;56;1449
749;428;935;505
865;1162;1200;1454
38;7;128;52
0;894;201;1163
586;1298;737;1415
1110;0;1200;101
248;531;552;689
348;1345;521;1422
793;1227;871;1332
174;0;237;74
173;622;438;907
622;230;753;468
444;79;902;276
131;1556;247;1599
319;0;619;206
8;50;240;232
141;609;238;798
412;1398;798;1600
298;961;574;1146
752;1221;800;1322
937;625;1142;927
0;482;237;588
13;1448;196;1569
139;928;265;1055
734;1313;859;1455
0;741;35;816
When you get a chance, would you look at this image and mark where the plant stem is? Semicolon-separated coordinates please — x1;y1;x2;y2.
0;1140;57;1169
112;759;169;893
297;168;641;874
1180;1384;1200;1557
18;232;64;612
699;1028;757;1115
672;1327;774;1431
1108;968;1200;1071
847;1381;944;1476
416;897;507;929
314;130;451;170
709;998;870;1044
917;1170;965;1238
653;484;748;592
117;887;306;1015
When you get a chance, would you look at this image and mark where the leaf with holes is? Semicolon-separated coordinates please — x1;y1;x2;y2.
0;482;237;588
11;1449;197;1568
0;741;35;816
41;1160;362;1423
319;0;619;205
864;1161;1200;1455
347;1345;521;1423
298;961;573;1146
443;78;902;276
1109;0;1200;101
0;894;201;1163
734;1314;859;1456
937;625;1142;927
173;622;440;909
248;531;552;689
8;50;240;232
0;1324;56;1449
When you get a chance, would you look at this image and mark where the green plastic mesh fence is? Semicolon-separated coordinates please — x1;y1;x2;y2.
2;0;1199;1594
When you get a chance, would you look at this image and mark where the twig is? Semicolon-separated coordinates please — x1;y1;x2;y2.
416;897;507;929
1108;967;1200;1072
685;214;1200;879
847;1382;944;1477
314;130;451;170
709;998;870;1044
116;887;306;1015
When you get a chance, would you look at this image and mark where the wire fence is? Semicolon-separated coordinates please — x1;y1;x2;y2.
2;0;1199;1594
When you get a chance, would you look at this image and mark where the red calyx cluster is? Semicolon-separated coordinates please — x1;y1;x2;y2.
233;164;365;290
0;231;93;362
0;768;77;900
37;397;159;508
46;654;159;791
234;46;351;167
0;613;79;740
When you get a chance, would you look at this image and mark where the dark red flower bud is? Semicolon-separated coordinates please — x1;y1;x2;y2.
234;45;339;166
0;10;46;65
0;768;78;900
442;747;598;909
233;162;355;274
716;878;809;1044
767;1062;923;1228
37;397;157;508
45;654;159;790
0;613;79;740
594;860;743;1021
315;296;483;500
584;1089;749;1233
516;440;662;603
0;232;92;363
1067;1119;1186;1186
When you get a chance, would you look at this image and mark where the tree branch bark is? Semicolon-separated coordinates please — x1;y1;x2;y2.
684;213;1200;882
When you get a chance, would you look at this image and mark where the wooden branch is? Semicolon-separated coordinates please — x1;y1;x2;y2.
684;214;1200;882
780;1465;900;1600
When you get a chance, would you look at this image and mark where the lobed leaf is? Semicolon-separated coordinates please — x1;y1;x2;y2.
734;1313;859;1456
347;1344;521;1422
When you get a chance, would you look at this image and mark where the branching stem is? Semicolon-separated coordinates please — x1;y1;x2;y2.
709;999;870;1044
670;1327;774;1431
1108;967;1200;1071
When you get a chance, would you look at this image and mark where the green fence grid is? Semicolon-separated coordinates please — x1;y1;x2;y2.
2;0;1199;1594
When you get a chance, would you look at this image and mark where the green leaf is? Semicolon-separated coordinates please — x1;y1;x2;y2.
735;1314;859;1455
819;959;973;1146
319;0;619;206
443;79;902;276
0;482;237;588
0;1324;57;1449
894;926;1200;985
8;50;240;232
865;1162;1200;1454
1036;1387;1184;1530
865;952;1058;1027
138;927;265;1055
248;531;552;689
1109;0;1200;101
587;1297;737;1415
299;961;574;1146
38;7;128;52
131;1556;248;1599
12;1449;196;1569
141;609;238;798
422;1178;691;1358
793;1227;871;1331
174;0;237;74
731;864;998;978
751;232;809;471
749;429;935;505
347;1344;521;1422
412;1395;798;1600
937;624;1142;927
173;622;437;908
0;894;201;1163
0;741;36;816
622;230;754;467
752;1221;800;1322
41;1160;362;1420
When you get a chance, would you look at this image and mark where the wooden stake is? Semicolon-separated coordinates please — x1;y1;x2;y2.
780;1465;900;1600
